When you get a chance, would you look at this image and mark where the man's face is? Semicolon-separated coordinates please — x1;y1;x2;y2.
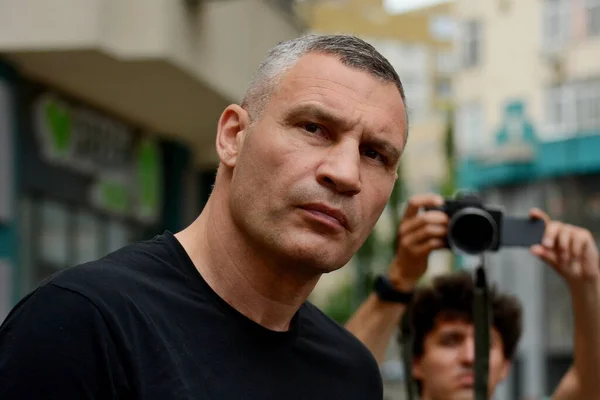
413;319;511;400
227;53;407;273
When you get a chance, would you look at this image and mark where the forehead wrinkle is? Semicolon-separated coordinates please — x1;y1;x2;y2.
272;53;407;127
283;102;357;132
282;82;368;112
281;68;391;103
274;68;406;150
352;102;406;154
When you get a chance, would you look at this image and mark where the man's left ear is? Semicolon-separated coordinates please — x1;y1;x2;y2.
215;104;250;168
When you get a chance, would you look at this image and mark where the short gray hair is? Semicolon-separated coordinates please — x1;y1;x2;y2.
241;34;408;132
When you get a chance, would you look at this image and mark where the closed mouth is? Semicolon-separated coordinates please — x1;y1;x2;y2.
299;203;349;230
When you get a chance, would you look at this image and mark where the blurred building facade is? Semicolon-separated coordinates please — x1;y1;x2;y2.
454;0;600;398
0;0;303;320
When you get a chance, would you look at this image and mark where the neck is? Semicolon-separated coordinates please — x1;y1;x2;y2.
175;188;320;332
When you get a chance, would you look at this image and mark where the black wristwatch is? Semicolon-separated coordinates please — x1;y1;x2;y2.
373;275;414;304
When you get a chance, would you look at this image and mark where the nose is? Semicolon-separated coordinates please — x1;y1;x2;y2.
459;337;475;366
316;139;361;195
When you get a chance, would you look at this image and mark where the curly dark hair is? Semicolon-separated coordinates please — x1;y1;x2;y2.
397;271;523;395
401;270;523;361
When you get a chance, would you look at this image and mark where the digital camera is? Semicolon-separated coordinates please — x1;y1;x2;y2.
426;192;545;255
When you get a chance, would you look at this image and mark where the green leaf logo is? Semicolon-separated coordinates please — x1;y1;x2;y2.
45;100;72;154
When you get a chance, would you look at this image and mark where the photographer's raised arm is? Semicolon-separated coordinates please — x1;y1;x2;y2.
528;209;600;400
345;194;448;364
344;292;407;365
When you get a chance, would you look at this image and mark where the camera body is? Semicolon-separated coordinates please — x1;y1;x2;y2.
427;193;503;255
426;192;544;255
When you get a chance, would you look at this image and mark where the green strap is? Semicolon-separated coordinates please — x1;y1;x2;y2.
473;265;491;400
400;305;417;400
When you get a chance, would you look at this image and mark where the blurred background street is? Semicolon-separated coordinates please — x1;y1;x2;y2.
1;0;599;399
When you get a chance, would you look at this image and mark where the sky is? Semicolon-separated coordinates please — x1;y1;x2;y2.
384;0;450;14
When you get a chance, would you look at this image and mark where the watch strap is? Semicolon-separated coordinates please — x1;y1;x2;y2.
373;275;414;304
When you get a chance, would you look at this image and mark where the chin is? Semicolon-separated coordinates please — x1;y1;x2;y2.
448;389;475;400
290;248;349;274
279;237;352;274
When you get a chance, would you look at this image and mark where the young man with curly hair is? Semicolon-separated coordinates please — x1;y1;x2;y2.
346;193;600;400
406;271;522;398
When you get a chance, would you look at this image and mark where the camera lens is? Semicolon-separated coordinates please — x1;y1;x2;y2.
448;207;497;255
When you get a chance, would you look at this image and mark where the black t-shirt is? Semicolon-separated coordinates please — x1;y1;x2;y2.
0;232;382;399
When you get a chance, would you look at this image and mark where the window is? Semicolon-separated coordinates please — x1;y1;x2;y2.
27;195;148;285
544;80;600;140
430;15;455;41
575;81;600;131
461;20;481;68
576;84;594;131
39;200;69;268
544;85;576;140
542;0;571;52
436;78;452;98
107;219;131;254
545;87;564;137
74;210;101;265
455;102;484;157
436;50;456;74
587;0;600;36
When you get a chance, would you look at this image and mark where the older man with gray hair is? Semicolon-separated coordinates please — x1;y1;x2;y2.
0;34;408;399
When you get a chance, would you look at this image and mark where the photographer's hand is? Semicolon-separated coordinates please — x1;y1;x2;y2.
387;193;448;291
529;208;599;285
529;208;600;400
345;193;447;364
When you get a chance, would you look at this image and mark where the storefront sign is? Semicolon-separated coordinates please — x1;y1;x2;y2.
33;92;163;224
478;100;538;165
34;93;133;174
0;80;13;224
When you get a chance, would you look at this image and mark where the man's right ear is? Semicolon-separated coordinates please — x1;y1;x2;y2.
215;104;250;168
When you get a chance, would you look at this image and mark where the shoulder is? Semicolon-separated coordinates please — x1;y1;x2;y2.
1;283;111;348
1;234;182;346
0;284;126;398
46;233;177;298
23;233;183;321
300;301;381;371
